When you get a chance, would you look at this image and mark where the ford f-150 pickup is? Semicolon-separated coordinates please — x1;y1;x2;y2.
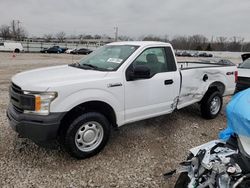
7;41;237;158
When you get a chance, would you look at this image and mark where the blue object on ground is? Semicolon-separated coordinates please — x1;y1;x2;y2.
219;127;234;140
219;88;250;140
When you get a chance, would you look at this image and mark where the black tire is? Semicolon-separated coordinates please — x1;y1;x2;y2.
14;48;20;53
174;172;190;188
62;112;111;159
200;90;222;119
174;153;193;188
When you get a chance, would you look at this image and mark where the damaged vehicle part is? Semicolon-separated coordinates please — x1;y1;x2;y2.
166;88;250;188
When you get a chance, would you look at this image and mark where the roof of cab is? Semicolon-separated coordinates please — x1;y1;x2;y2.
107;41;171;47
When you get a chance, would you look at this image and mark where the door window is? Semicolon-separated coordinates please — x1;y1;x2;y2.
133;47;167;77
126;47;177;80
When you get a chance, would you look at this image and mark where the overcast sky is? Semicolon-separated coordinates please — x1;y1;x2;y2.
1;0;249;40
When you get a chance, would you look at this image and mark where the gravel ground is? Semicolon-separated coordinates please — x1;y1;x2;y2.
0;52;240;187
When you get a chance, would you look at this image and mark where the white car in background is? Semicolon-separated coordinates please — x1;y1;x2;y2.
0;42;23;53
65;48;76;54
236;53;250;92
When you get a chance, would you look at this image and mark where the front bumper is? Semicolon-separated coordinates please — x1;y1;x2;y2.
7;104;66;143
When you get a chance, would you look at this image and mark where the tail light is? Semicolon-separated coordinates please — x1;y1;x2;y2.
234;71;238;83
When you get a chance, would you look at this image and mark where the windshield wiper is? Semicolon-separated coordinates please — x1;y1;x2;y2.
69;62;106;71
81;63;99;69
68;62;81;67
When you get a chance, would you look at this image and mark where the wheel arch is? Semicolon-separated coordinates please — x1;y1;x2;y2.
58;100;117;136
207;81;225;95
200;81;225;103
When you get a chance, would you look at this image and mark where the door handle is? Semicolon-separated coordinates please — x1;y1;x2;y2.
164;79;173;85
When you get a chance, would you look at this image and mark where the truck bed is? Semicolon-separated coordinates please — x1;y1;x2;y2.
178;61;234;70
177;61;236;109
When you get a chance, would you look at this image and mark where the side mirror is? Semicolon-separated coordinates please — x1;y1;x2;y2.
129;65;151;80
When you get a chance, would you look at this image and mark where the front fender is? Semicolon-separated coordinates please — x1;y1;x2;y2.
50;89;124;125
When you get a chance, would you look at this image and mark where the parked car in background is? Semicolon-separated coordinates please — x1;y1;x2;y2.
40;46;65;53
60;47;68;53
190;52;199;57
181;51;192;57
65;48;76;54
236;53;250;92
71;48;93;55
175;51;182;56
199;52;213;57
0;42;23;53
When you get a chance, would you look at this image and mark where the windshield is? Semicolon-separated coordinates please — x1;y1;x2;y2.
70;45;139;71
239;58;250;69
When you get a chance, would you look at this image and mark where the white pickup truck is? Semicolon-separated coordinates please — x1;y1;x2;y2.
7;41;237;158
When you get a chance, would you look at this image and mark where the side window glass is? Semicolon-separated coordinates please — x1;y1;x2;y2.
164;47;177;72
0;43;4;46
133;47;168;76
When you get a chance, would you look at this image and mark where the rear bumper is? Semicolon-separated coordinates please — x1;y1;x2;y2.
7;104;66;143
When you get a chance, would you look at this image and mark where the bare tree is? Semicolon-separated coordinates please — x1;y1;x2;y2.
142;34;162;41
162;34;169;42
101;34;111;40
56;31;66;42
217;36;227;44
94;34;102;39
228;36;244;52
188;34;208;50
83;35;93;39
171;35;189;50
243;42;250;52
0;25;11;39
10;20;27;40
215;37;227;51
43;34;53;42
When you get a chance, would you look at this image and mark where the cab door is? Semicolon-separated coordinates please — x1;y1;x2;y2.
124;47;180;123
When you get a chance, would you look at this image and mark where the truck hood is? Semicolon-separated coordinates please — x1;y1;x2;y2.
238;68;250;78
12;65;108;91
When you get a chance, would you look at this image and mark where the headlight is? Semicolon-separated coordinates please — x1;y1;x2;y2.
23;91;57;115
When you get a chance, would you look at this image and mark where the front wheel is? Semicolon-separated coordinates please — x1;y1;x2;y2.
63;112;111;159
200;91;222;119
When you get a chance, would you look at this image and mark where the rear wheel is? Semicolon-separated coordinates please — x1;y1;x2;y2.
61;112;111;159
200;91;222;119
14;48;20;53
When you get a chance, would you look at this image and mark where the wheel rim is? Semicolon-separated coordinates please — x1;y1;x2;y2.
75;121;104;152
210;96;221;115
